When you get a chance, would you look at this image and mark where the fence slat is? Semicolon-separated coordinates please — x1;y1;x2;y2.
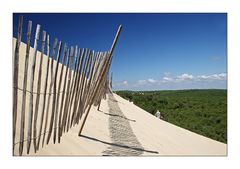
83;51;98;112
66;46;79;131
62;47;74;133
77;50;94;123
46;41;62;144
58;48;70;139
19;20;32;156
13;15;23;154
54;43;67;144
37;34;50;150
42;38;58;147
70;49;86;127
75;49;91;124
66;46;80;129
78;25;122;135
33;30;46;152
27;24;41;154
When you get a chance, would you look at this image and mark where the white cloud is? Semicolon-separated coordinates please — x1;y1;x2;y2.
137;80;147;85
126;72;227;90
176;73;194;82
162;76;173;82
147;78;157;83
197;73;227;81
123;80;128;85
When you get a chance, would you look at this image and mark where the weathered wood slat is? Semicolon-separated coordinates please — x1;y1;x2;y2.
81;51;95;108
70;49;86;127
66;46;79;131
54;43;67;144
42;38;58;147
83;52;98;112
58;48;70;140
13;15;23;154
77;50;94;123
27;24;41;154
18;20;32;156
75;49;92;124
37;34;50;150
62;47;74;133
68;48;82;128
46;41;62;144
78;25;122;135
33;30;46;152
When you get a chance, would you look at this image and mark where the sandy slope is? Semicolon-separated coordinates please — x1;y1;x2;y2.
114;94;227;156
13;38;226;156
31;93;226;156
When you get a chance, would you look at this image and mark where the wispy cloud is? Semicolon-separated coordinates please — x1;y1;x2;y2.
136;72;226;86
114;72;227;90
197;73;227;81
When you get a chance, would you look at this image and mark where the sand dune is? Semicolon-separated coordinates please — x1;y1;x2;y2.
13;38;226;156
27;93;226;156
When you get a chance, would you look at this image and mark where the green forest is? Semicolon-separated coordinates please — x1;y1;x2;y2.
115;89;227;143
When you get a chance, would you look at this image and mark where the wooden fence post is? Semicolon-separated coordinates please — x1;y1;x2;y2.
27;24;41;154
68;48;82;128
54;43;68;144
70;49;86;127
66;46;79;131
78;25;122;135
33;30;46;152
37;34;50;150
75;49;92;124
62;47;74;133
47;41;62;144
42;38;58;147
58;48;70;141
13;15;23;154
18;20;32;156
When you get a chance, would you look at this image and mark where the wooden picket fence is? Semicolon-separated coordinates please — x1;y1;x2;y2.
13;16;122;156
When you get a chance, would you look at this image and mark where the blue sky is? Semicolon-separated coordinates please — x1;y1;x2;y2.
13;13;227;91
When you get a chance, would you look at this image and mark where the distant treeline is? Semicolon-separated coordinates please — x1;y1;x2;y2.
115;89;227;143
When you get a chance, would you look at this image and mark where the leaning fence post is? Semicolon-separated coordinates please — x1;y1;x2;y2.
13;15;23;154
78;25;122;136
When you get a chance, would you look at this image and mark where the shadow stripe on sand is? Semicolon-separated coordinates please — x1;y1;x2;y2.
102;93;156;156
